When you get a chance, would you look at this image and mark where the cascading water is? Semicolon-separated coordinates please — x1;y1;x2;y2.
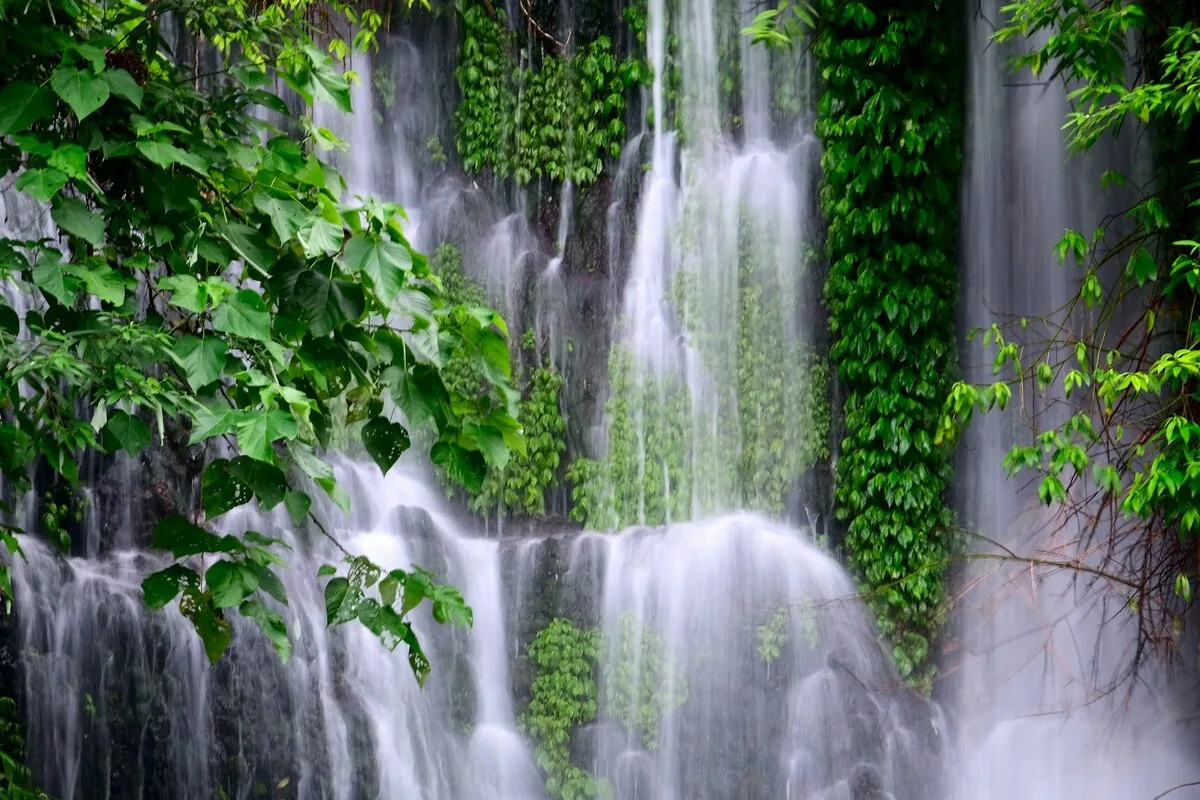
8;0;1198;796
11;452;938;800
3;9;938;800
952;2;1200;796
606;0;825;523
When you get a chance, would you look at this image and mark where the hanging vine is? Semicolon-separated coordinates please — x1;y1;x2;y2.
519;619;609;800
812;0;965;688
471;331;568;517
455;1;647;185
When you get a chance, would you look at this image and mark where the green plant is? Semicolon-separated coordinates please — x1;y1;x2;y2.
472;360;567;517
601;614;687;750
756;607;790;664
454;2;643;185
568;344;692;529
0;0;522;676
425;253;568;518
519;619;610;800
809;0;965;689
940;3;1200;661
0;697;48;800
426;135;447;165
372;67;397;110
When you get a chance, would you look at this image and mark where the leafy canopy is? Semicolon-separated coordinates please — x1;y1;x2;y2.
0;0;522;679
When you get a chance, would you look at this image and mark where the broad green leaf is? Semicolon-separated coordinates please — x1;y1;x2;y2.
431;441;487;493
185;592;233;663
212;290;272;342
102;68;143;108
387;365;453;429
317;564;338;577
104;410;150;455
240;599;292;662
362;417;411;474
379;572;399;607
253;192;307;243
316;477;352;514
463;422;509;469
307;49;354;112
136;140;210;174
189;403;237;444
141;564;199;609
173;335;227;390
0;305;18;336
32;250;81;306
47;143;89;179
284;490;312;524
236;408;298;462
395;288;434;322
152;515;239;558
52;197;105;246
229;456;287;510
429;581;472;628
0;82;55;136
297;217;344;258
202;459;253;518
324;576;360;625
295;270;365;336
342;234;411;304
206;560;259;608
82;264;125;305
216;221;275;275
157;275;208;313
13;168;68;202
247;561;289;606
51;66;110;121
288;441;335;481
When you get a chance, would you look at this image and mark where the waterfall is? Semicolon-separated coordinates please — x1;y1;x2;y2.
6;0;1200;796
952;1;1199;796
11;453;938;800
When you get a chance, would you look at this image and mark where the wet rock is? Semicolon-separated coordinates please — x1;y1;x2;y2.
783;750;821;798
850;763;887;800
611;750;658;800
849;710;885;766
570;720;629;771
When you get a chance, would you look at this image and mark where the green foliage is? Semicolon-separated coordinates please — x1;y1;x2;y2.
520;615;688;797
756;607;790;664
600;614;687;751
0;697;48;800
942;7;1200;647
756;606;820;665
429;249;567;517
519;619;610;800
472;359;567;517
0;0;519;674
454;2;644;184
734;225;830;514
809;0;965;688
567;344;691;529
741;0;817;49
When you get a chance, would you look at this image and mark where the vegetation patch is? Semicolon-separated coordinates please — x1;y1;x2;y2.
810;0;965;688
455;2;649;185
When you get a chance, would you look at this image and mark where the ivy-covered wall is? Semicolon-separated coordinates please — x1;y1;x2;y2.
454;2;649;185
812;0;965;687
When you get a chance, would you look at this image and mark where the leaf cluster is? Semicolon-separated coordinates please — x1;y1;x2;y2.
454;2;644;185
0;0;519;676
940;0;1200;665
810;0;965;687
519;619;610;800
